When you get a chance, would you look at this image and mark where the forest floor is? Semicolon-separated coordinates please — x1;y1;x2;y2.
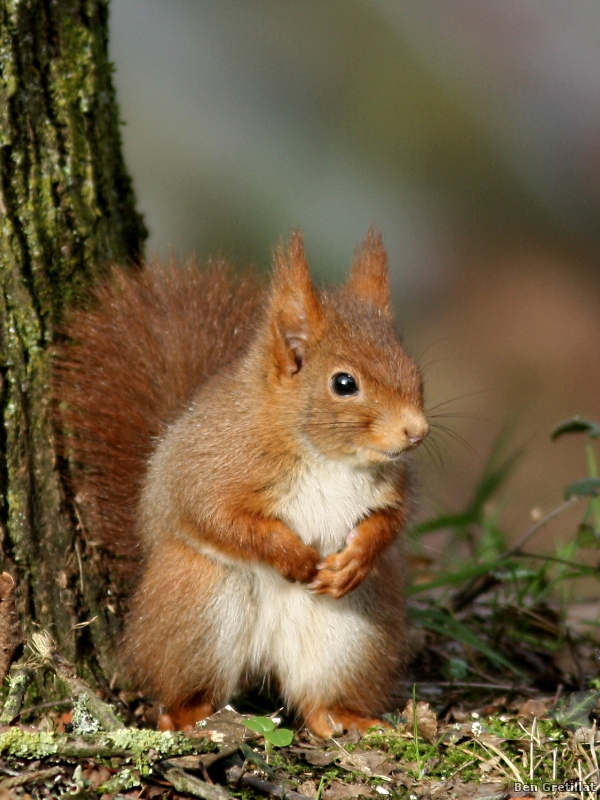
0;417;599;800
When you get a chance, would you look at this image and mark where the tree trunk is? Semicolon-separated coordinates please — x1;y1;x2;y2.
0;0;146;675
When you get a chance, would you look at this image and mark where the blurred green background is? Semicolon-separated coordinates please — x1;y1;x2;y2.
109;0;600;549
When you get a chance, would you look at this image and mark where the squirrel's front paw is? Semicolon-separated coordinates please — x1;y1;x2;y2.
309;545;371;598
277;544;320;584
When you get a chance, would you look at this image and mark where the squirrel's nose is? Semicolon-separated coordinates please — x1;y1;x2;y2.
402;411;429;448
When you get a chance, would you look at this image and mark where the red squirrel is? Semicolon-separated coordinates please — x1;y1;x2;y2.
56;230;428;739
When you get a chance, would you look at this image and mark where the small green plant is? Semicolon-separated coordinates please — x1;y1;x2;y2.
243;714;294;758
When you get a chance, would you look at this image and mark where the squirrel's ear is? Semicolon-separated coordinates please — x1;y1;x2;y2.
269;231;322;378
346;228;391;316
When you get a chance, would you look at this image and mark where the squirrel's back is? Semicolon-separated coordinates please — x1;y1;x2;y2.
55;259;263;574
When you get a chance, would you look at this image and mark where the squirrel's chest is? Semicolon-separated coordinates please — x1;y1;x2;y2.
274;458;388;556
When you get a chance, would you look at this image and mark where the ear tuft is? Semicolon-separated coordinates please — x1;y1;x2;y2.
346;228;391;315
269;231;322;378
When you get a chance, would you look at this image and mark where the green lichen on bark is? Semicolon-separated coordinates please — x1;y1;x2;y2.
0;727;210;768
0;0;146;665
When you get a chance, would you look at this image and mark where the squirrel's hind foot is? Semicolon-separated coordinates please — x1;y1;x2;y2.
158;695;216;732
303;707;389;739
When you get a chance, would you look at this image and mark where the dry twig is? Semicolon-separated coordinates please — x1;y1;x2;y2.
158;761;232;800
226;764;312;800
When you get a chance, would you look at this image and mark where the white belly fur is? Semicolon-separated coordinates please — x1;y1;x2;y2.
209;566;379;708
275;454;388;555
209;456;393;707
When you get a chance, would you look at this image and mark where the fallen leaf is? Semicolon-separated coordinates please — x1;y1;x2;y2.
81;766;113;789
337;728;362;745
517;699;547;719
477;732;506;748
299;779;318;798
146;787;170;799
189;706;255;744
450;708;470;723
337;749;395;777
324;779;375;799
402;700;438;743
437;722;472;744
429;778;507;800
482;696;507;715
293;747;339;767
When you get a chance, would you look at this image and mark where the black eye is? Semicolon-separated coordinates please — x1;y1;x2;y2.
331;372;359;396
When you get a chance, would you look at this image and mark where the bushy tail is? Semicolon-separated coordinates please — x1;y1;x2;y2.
54;258;263;576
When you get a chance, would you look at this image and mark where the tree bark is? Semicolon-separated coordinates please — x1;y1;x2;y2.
0;0;146;673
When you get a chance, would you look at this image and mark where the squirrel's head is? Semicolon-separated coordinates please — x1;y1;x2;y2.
264;230;429;467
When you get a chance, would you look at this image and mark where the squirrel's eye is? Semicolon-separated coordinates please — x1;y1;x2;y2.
331;372;359;396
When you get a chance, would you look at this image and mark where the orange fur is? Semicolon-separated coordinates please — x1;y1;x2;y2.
55;231;428;738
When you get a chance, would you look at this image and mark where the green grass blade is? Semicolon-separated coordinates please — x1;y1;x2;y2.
407;560;504;595
409;606;528;679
